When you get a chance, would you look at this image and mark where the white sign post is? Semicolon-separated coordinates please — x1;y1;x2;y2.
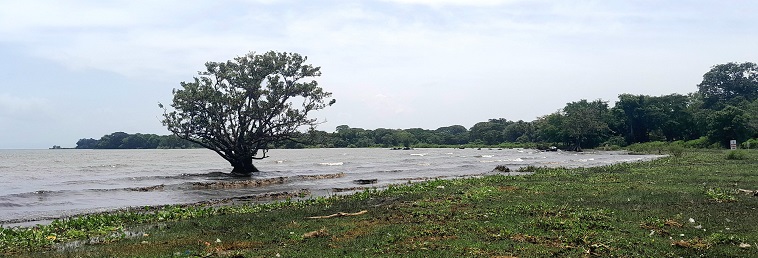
730;140;737;150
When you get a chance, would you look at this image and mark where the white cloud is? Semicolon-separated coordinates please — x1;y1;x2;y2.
1;0;758;147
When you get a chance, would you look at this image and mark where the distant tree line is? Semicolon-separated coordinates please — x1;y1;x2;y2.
77;62;758;150
76;132;201;149
287;62;758;150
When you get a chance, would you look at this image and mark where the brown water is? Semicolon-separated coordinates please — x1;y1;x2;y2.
0;148;662;226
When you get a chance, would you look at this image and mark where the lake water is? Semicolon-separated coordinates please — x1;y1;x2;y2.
0;148;662;226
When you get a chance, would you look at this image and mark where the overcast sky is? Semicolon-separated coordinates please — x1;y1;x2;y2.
1;0;757;149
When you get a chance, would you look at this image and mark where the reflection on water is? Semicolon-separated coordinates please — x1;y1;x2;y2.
0;148;662;226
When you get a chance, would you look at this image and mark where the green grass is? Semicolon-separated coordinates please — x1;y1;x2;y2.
3;149;758;257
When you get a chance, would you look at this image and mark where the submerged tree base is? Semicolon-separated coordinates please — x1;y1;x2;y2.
230;163;260;177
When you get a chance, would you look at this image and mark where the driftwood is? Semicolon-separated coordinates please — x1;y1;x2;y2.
738;189;758;196
307;210;368;219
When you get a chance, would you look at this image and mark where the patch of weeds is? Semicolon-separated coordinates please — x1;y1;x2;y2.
464;186;498;200
707;233;743;245
331;220;383;242
529;208;615;232
705;188;737;203
640;217;682;236
497;185;520;192
517;165;545;173
671;238;710;250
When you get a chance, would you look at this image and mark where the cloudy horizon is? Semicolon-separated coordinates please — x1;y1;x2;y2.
1;0;757;149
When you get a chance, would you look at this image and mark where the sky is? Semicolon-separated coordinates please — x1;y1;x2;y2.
1;0;757;149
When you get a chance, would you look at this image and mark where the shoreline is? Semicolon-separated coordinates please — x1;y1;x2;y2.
4;149;755;256
1;189;314;228
0;170;541;228
0;149;664;228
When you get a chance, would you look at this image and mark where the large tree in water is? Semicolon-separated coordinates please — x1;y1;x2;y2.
160;51;335;176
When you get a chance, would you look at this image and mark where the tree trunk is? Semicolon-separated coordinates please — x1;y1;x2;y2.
230;157;259;176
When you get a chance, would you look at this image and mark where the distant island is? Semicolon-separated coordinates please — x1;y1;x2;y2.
74;132;201;149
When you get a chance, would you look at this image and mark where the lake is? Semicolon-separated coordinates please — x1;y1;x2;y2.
0;148;662;226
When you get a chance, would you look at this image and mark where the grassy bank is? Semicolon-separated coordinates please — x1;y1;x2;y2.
3;149;758;257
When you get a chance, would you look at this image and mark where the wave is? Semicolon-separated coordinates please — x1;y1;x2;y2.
1;172;348;204
77;163;133;172
376;169;404;173
0;202;24;207
60;171;232;186
318;162;344;166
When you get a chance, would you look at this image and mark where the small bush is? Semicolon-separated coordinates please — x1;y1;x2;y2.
725;150;748;160
741;138;758;149
668;145;686;158
602;136;627;148
683;137;710;149
597;145;621;151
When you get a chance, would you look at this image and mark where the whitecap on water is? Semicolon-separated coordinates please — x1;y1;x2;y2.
318;162;344;166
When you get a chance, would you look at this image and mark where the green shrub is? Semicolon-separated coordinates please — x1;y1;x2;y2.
725;150;748;160
683;136;710;149
667;144;686;158
597;145;621;151
741;138;758;149
602;136;627;148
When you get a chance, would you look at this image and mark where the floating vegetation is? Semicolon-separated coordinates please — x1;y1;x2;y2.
492;165;510;172
124;184;165;192
353;179;378;185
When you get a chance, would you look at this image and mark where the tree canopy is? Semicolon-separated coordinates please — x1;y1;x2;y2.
697;62;758;109
160;51;335;175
